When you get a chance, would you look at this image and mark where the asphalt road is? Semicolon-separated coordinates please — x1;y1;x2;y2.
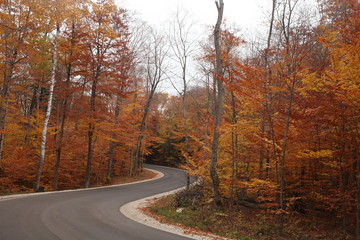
0;165;192;240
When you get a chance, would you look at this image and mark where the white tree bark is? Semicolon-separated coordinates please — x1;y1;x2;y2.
34;25;59;192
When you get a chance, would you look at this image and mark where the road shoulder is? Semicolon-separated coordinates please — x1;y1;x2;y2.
120;177;230;240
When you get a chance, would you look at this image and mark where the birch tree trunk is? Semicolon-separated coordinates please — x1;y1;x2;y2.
34;25;59;192
210;0;224;206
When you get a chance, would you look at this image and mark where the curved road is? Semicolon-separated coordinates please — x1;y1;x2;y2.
0;165;192;240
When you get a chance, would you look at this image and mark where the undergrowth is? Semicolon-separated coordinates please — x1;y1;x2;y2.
148;186;353;240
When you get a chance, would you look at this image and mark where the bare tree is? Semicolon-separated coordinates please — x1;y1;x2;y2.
210;0;224;206
259;0;277;178
169;7;197;189
133;29;169;173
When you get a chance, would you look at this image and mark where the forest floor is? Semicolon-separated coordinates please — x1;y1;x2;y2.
101;169;158;186
147;193;353;240
0;169;157;197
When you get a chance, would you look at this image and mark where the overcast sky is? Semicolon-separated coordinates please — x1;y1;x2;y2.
114;0;318;94
117;0;271;38
113;0;273;94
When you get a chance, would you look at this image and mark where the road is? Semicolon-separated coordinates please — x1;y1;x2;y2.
0;165;192;240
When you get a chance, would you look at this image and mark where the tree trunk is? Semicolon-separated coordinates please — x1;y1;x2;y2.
0;60;14;164
107;138;116;180
279;79;295;232
85;122;95;188
356;135;360;239
170;11;194;189
129;85;138;177
230;88;238;201
0;20;22;163
278;0;299;231
259;116;265;176
53;21;77;191
25;87;39;144
85;74;99;188
34;25;59;192
107;97;121;180
182;69;190;189
134;92;154;173
260;0;277;178
0;98;9;164
53;68;72;191
210;0;224;207
182;96;191;188
133;31;166;173
53;106;66;191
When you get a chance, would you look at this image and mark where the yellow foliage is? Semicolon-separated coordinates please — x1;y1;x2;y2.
242;178;278;194
320;160;341;169
301;72;327;94
297;149;333;159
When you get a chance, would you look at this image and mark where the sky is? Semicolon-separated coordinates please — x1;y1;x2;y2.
117;0;271;39
114;0;273;94
114;0;318;95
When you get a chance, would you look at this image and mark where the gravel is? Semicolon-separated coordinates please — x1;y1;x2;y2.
120;168;231;240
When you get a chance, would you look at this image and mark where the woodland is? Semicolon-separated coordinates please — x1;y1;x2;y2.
0;0;359;238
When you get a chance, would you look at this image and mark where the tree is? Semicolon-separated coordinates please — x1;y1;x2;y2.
105;7;132;181
259;0;277;177
168;7;197;189
133;29;169;173
34;25;60;192
0;0;40;163
83;0;129;188
34;0;65;192
210;0;224;206
53;0;87;190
